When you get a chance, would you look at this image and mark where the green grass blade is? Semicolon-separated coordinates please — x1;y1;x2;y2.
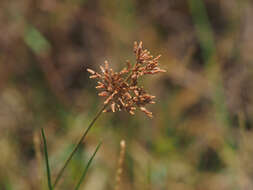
41;128;53;190
53;105;106;188
74;141;102;190
24;25;51;55
188;0;215;66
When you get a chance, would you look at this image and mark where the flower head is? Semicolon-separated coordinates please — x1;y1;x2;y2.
87;41;166;118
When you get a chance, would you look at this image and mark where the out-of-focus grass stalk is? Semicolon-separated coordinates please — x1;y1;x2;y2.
34;131;45;190
188;0;231;127
114;140;126;190
188;0;215;67
41;128;53;190
24;25;51;55
74;141;102;190
53;104;106;188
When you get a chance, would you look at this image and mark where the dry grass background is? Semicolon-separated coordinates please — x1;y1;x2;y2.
1;0;253;189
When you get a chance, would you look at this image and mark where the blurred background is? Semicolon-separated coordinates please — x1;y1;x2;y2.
1;0;253;189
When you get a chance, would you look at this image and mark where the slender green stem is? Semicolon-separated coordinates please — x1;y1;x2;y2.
41;128;53;190
53;104;107;188
74;141;102;190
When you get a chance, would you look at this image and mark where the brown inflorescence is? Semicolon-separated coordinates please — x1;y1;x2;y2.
87;41;166;118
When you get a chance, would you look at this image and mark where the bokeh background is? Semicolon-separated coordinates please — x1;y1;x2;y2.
1;0;253;189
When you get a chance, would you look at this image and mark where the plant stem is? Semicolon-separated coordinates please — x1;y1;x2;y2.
41;128;53;190
74;141;102;190
53;104;107;188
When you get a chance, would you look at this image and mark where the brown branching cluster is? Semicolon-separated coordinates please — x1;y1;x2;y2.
87;42;166;118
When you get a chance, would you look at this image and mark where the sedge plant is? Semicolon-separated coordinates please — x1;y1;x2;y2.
41;41;166;189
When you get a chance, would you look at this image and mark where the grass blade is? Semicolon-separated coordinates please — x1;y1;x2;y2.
53;104;106;188
74;141;102;190
41;128;53;190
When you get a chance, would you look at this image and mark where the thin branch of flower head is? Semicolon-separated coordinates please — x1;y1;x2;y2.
87;41;166;118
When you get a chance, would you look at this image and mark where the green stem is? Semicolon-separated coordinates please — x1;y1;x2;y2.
74;141;102;190
41;128;53;190
53;104;107;188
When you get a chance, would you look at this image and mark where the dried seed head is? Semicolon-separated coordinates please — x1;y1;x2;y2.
87;42;166;118
87;68;96;75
